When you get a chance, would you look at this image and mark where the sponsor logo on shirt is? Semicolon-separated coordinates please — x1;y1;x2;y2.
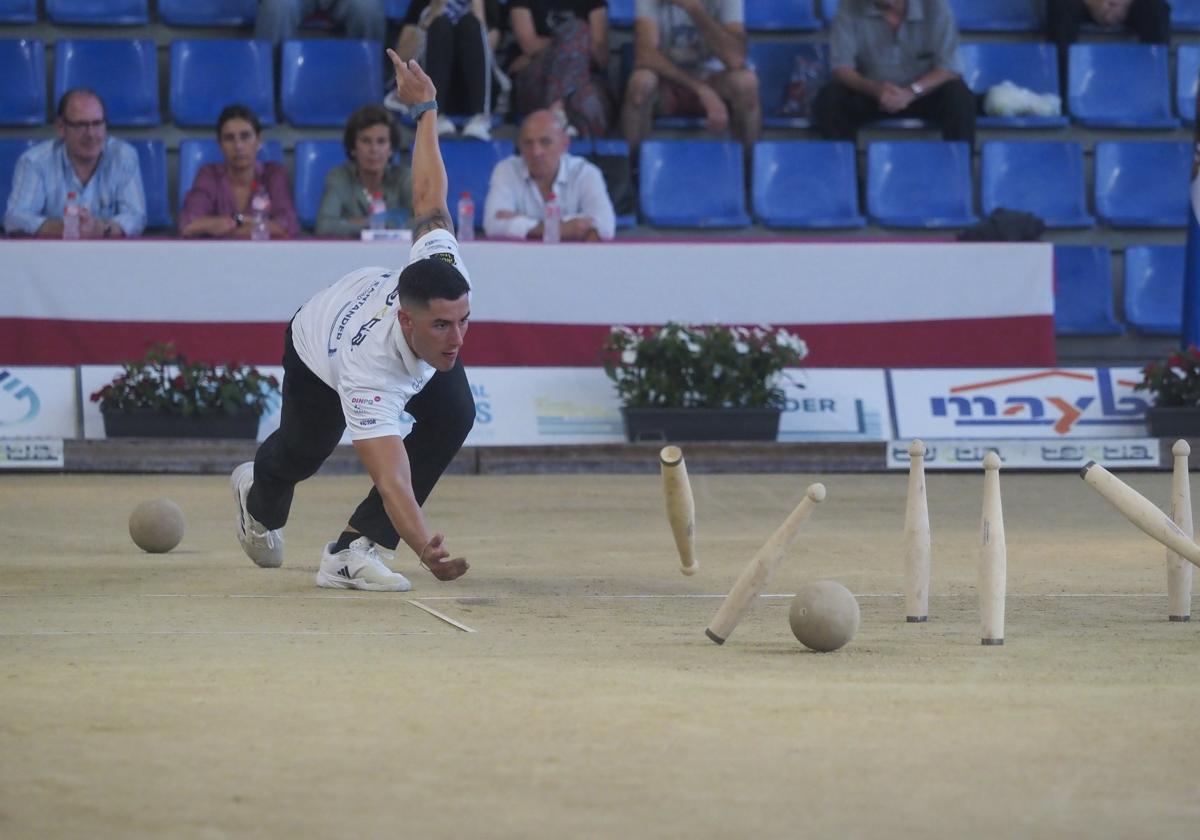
430;251;456;266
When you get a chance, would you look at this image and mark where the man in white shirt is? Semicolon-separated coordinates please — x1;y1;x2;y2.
230;54;473;592
483;109;616;241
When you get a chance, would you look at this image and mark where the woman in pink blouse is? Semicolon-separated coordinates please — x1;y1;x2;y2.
179;104;300;239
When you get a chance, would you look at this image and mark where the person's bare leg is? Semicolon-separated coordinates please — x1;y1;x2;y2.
622;68;659;155
711;68;761;148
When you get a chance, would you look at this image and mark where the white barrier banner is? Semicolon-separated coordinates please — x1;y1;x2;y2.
0;438;64;469
890;368;1149;439
886;438;1161;470
0;367;77;438
779;369;891;440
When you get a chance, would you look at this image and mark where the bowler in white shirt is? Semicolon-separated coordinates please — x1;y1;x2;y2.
483;109;616;241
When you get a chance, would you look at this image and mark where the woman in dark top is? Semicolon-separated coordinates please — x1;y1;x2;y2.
506;0;612;138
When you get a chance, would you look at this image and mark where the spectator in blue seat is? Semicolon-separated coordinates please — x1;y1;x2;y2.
179;104;300;239
484;109;615;240
1045;0;1170;95
622;0;760;154
385;0;503;141
317;105;413;237
813;0;975;145
255;0;386;43
506;0;613;139
3;88;146;238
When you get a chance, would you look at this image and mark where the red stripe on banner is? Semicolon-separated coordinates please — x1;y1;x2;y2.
0;315;1055;368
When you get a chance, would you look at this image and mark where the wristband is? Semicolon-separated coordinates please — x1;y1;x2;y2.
411;99;438;120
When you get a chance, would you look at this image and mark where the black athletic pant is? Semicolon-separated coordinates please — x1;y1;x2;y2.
246;322;475;551
1045;0;1171;96
425;13;488;115
812;77;977;145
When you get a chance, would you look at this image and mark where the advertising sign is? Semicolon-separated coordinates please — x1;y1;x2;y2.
886;438;1160;470
0;438;64;469
779;369;891;441
890;368;1149;439
0;367;77;438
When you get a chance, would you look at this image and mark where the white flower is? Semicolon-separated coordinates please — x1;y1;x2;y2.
621;349;637;364
712;363;724;378
684;340;701;354
734;341;749;354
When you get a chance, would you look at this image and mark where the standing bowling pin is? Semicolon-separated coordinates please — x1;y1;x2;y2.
979;452;1006;646
904;439;932;622
1168;440;1194;622
660;446;698;575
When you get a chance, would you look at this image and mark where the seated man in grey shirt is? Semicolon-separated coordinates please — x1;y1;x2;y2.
812;0;975;145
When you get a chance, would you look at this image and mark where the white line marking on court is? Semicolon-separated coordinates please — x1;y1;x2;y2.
406;600;477;633
0;630;433;637
0;592;1171;601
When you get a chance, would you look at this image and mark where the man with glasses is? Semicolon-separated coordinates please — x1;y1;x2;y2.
4;88;146;238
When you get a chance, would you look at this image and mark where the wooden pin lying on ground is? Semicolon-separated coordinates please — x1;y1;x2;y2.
979;452;1006;646
904;439;932;623
706;483;827;645
660;446;698;576
1168;440;1194;622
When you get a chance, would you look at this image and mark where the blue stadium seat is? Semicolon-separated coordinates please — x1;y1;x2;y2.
823;0;839;19
746;0;821;31
639;140;750;228
293;140;346;231
609;0;634;27
441;139;513;230
1095;141;1190;228
752;141;864;229
959;42;1067;128
948;0;1040;31
593;138;636;229
1177;44;1200;124
0;39;45;126
749;42;828;129
980;141;1093;228
1052;246;1123;335
129;139;170;230
0;137;37;212
866;141;977;229
170;40;275;128
1174;0;1200;31
159;0;256;27
1067;44;1175;129
47;0;147;25
385;0;410;21
281;40;383;127
0;0;36;23
1124;246;1184;334
55;39;159;127
177;138;284;213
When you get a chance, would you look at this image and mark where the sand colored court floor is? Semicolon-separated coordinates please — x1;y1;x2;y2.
2;469;1200;838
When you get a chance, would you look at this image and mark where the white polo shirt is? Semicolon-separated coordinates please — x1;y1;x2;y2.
290;229;472;440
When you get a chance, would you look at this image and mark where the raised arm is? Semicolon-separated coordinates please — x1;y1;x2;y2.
386;50;452;239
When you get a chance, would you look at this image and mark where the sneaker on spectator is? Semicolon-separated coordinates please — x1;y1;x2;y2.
436;115;457;137
383;90;411;116
316;536;412;592
461;113;492;141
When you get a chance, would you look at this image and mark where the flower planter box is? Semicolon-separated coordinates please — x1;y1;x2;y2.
621;407;782;443
1145;406;1200;439
102;409;260;440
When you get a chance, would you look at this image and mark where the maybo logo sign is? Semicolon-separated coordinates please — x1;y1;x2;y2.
891;368;1149;439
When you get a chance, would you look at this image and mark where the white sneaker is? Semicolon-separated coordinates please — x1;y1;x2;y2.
383;91;410;116
230;461;284;568
461;113;492;141
316;537;412;592
436;115;457;137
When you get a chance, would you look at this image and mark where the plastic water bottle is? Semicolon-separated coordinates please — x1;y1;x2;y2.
250;188;270;241
456;191;475;241
542;192;561;244
63;191;80;240
369;191;387;230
